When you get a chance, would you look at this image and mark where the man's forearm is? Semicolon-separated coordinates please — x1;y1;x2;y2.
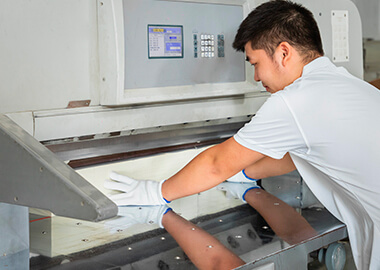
162;210;245;270
244;189;317;245
162;138;265;201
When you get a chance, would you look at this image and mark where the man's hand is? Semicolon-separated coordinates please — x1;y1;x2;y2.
104;172;170;206
217;182;260;202
104;205;172;230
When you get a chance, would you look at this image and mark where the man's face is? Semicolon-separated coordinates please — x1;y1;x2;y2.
244;42;287;94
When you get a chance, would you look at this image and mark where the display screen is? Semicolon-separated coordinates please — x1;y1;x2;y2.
148;25;183;58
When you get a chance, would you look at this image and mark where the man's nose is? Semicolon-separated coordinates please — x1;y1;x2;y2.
254;70;260;82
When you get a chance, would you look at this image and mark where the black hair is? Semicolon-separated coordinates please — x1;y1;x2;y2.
233;0;324;62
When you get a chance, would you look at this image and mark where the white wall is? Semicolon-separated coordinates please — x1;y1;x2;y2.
0;0;99;114
351;0;380;40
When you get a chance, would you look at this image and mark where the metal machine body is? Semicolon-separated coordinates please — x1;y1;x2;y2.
0;0;363;269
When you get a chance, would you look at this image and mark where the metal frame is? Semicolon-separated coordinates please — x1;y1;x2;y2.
0;114;117;222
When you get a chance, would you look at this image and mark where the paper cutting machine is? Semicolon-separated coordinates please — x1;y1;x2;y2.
0;0;363;269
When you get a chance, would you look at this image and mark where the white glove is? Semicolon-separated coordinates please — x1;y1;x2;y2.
227;170;260;183
104;172;170;206
217;182;260;202
104;205;171;230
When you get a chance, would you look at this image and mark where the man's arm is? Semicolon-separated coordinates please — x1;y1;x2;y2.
243;153;296;179
162;210;245;270
162;137;265;201
244;188;317;245
104;138;296;205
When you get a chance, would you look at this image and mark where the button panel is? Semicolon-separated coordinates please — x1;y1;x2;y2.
217;34;225;57
200;34;214;58
193;33;224;58
193;34;198;58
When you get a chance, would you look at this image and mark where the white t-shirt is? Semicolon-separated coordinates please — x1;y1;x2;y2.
234;56;380;269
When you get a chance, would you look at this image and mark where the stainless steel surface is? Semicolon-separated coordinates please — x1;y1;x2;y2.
0;203;29;270
238;222;347;270
262;171;321;209
29;203;346;270
0;114;117;222
29;172;347;270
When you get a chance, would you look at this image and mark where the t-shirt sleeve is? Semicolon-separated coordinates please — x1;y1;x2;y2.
234;93;307;159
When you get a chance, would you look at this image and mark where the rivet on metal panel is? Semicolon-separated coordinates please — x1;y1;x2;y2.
227;236;240;248
219;219;223;223
175;256;181;260
42;231;47;235
40;167;43;172
247;229;257;240
81;239;89;242
161;237;166;241
128;247;133;251
81;201;85;206
117;229;123;233
14;196;18;202
76;222;82;226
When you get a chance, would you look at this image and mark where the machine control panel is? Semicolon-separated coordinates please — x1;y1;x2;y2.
148;25;183;59
97;0;250;105
121;0;244;91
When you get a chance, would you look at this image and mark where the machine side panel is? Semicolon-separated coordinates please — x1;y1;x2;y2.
0;114;117;222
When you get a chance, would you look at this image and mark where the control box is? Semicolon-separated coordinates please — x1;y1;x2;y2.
98;0;255;106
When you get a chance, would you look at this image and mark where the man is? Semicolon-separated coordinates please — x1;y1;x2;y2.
105;0;380;269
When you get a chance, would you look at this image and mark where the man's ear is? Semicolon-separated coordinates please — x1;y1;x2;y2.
276;42;292;67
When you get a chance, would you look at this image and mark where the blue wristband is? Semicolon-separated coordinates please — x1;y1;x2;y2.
242;169;260;181
242;186;261;201
163;207;172;215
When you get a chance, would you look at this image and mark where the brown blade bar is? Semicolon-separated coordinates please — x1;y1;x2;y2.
44;120;250;169
67;137;227;169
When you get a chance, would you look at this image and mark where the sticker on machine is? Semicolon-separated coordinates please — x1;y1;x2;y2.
331;10;349;62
